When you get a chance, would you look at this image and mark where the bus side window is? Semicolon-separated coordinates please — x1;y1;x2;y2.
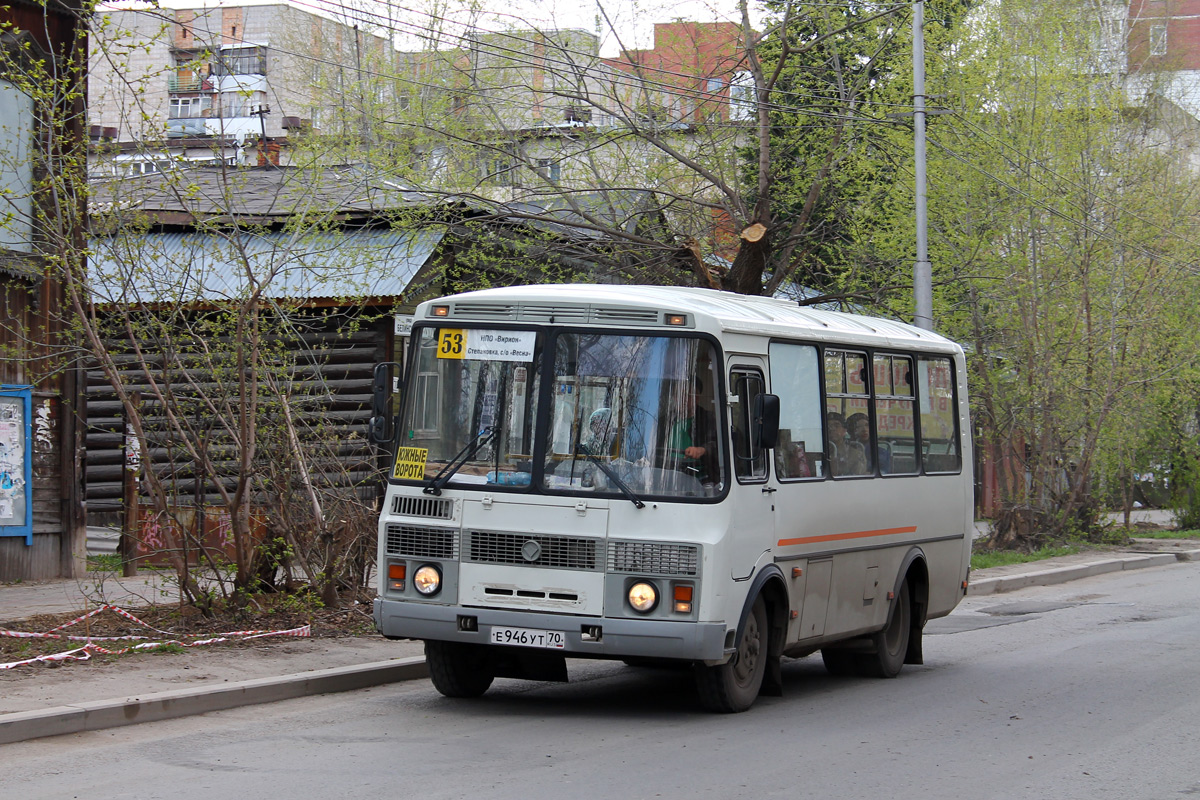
825;350;872;477
768;342;823;478
873;354;917;475
729;369;768;481
918;356;961;473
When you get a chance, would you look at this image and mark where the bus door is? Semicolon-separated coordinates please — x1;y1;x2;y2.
727;361;776;581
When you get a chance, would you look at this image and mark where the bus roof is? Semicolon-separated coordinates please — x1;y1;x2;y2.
420;284;960;353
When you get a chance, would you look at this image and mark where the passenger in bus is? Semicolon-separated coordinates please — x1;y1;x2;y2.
848;413;891;474
666;378;718;483
827;412;868;476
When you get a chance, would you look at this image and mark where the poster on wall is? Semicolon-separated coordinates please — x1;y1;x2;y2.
0;387;32;545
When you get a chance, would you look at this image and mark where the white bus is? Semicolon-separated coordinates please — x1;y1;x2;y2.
371;284;972;712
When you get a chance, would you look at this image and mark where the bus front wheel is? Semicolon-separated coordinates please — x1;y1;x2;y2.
694;595;767;713
425;640;496;698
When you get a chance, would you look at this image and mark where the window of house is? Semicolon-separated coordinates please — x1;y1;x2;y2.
706;77;724;93
537;158;560;182
487;156;514;186
211;45;266;76
729;70;755;121
217;91;264;119
1150;24;1167;56
168;95;212;119
0;80;33;254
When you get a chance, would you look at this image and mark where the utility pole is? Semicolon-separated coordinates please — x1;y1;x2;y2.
913;0;933;331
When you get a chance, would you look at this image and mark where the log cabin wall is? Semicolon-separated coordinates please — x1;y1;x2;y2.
84;307;395;522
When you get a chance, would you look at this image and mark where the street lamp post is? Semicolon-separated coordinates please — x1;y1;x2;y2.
913;0;933;331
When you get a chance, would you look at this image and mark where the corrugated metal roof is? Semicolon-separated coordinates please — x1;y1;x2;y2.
88;227;445;303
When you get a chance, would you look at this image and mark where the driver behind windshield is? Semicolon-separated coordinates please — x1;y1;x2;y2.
664;377;718;484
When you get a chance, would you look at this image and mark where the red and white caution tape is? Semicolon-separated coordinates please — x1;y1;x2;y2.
0;605;310;670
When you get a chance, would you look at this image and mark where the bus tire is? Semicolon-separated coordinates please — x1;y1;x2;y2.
425;640;495;698
863;580;910;679
694;595;767;713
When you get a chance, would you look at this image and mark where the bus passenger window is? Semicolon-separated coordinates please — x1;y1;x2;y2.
919;356;961;473
873;354;917;475
768;342;823;478
729;369;767;481
825;350;871;476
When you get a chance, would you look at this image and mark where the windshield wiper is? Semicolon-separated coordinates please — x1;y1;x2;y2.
577;442;645;509
424;426;497;496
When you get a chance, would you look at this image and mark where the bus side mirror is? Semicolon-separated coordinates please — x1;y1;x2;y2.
369;362;401;445
753;393;780;450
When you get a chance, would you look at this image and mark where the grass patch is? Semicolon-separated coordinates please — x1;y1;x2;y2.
1130;529;1200;540
971;544;1083;571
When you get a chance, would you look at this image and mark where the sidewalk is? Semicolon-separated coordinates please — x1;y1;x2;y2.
2;535;1198;745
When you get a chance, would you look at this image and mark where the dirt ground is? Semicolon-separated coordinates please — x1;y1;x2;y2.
0;591;424;716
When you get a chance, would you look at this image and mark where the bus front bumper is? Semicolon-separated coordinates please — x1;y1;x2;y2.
373;597;729;662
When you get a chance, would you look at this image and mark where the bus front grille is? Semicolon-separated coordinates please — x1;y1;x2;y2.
467;531;601;571
386;524;458;559
391;496;454;520
608;541;699;576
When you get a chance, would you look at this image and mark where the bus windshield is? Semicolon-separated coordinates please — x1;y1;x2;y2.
543;333;724;499
397;327;724;499
398;326;544;488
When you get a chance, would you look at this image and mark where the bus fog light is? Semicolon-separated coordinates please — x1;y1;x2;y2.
628;582;657;613
414;564;442;596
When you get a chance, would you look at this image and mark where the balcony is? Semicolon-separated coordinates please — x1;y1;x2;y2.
168;75;212;93
166;119;206;138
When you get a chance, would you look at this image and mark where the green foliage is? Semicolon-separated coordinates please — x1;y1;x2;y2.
970;544;1082;571
895;0;1200;536
87;554;122;572
1169;438;1200;530
1135;529;1200;540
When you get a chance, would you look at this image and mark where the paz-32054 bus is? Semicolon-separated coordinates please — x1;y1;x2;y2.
371;285;972;712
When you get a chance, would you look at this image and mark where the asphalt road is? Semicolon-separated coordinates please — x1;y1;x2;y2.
4;561;1199;800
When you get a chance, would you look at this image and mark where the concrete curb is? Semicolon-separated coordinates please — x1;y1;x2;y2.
967;552;1195;596
0;656;428;746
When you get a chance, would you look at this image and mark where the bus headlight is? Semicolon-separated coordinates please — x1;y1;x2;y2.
414;564;442;596
628;582;657;613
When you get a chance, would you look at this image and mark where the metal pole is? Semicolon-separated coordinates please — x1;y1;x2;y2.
913;0;933;331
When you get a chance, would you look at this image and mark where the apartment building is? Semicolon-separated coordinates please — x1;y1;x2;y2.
88;3;394;176
401;21;749;220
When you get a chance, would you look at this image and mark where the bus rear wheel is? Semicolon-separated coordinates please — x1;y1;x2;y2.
862;580;910;678
694;595;767;713
425;640;496;698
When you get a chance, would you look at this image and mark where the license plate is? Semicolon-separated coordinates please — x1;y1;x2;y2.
489;626;566;649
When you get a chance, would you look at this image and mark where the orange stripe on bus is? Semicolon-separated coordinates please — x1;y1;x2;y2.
777;525;918;547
